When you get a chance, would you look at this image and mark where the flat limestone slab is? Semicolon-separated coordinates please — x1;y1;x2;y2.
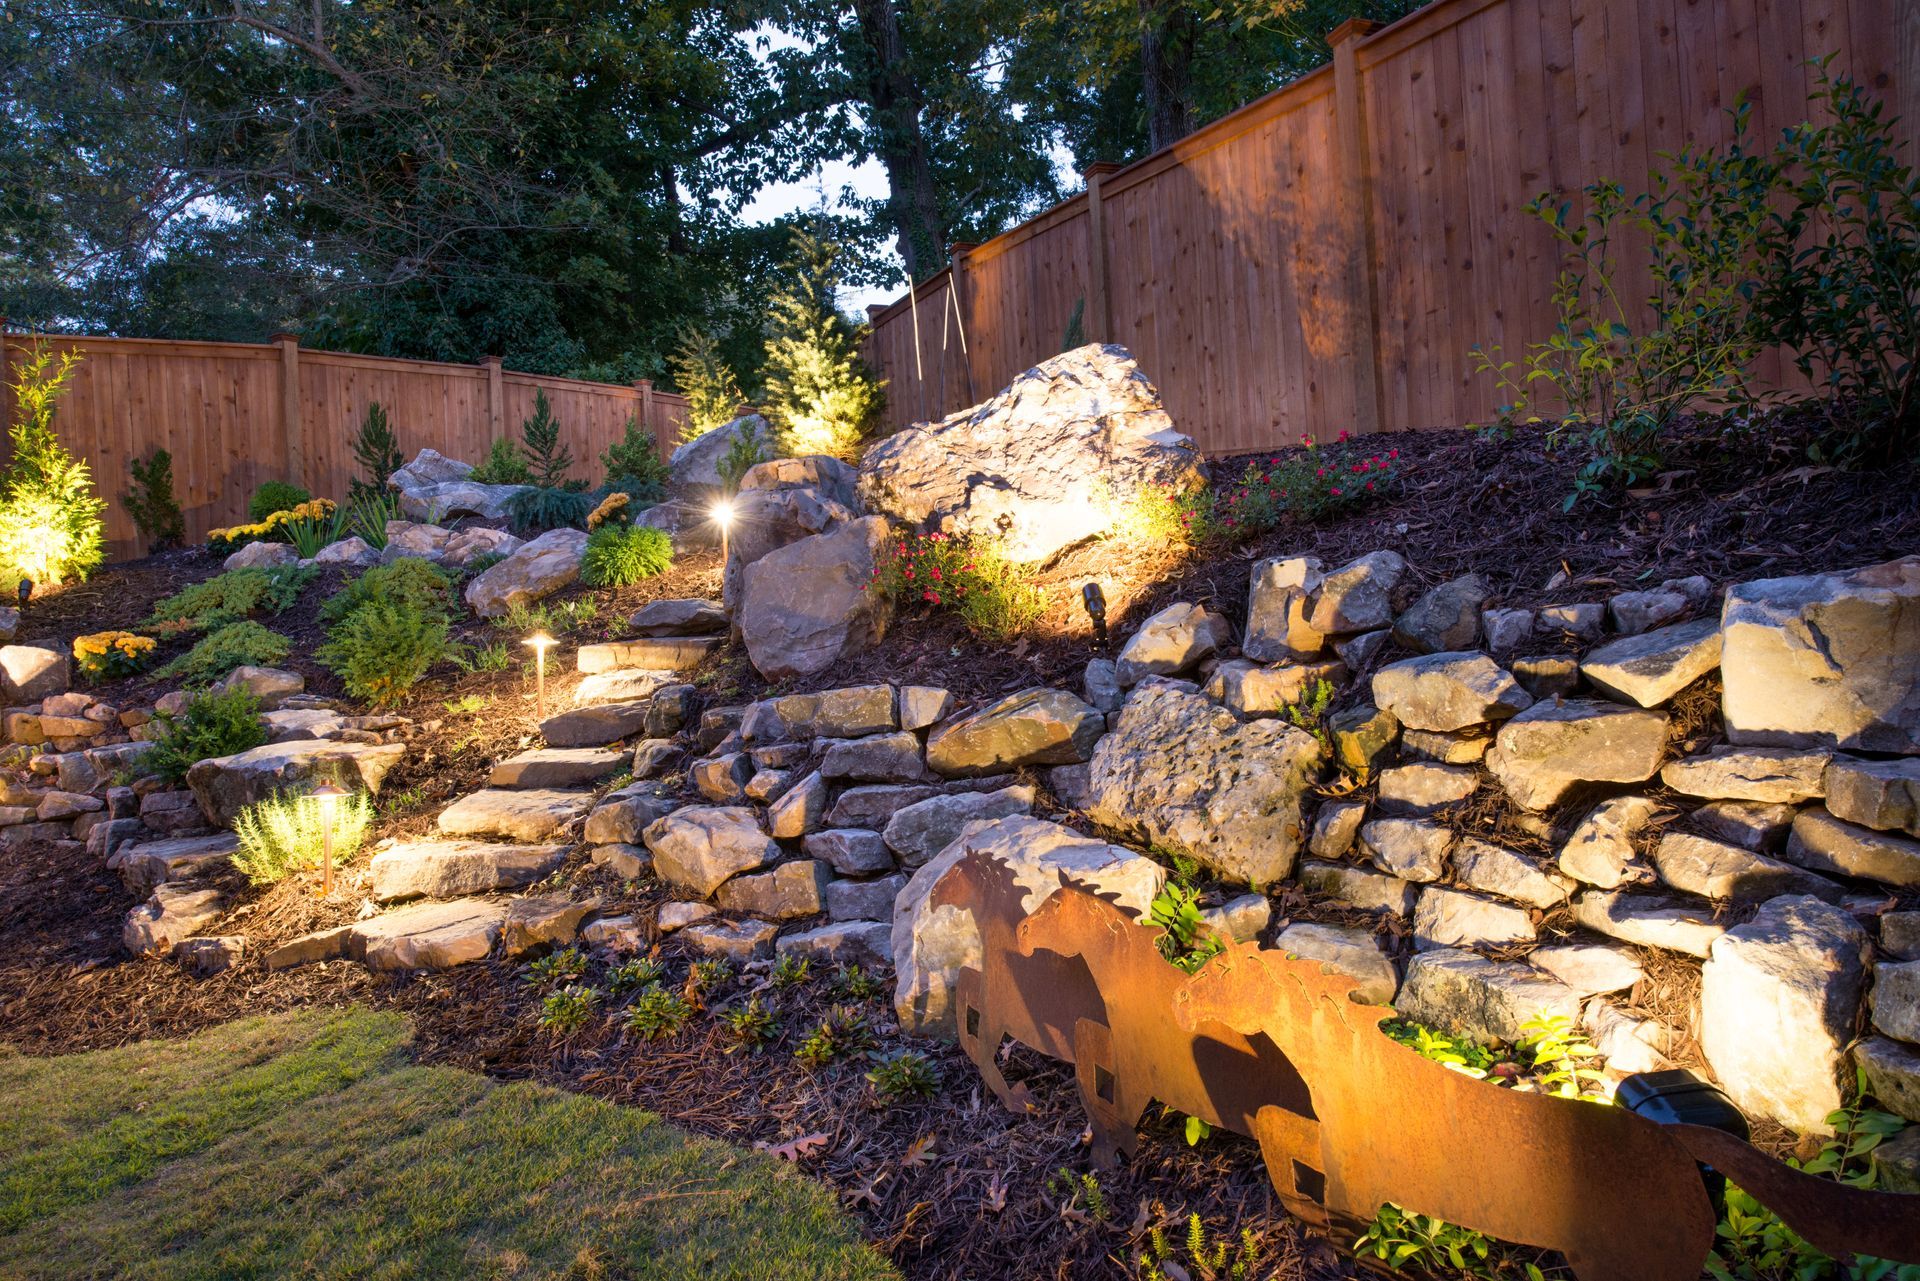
107;832;239;894
488;747;626;790
436;788;595;842
576;637;721;674
369;840;570;902
355;897;510;970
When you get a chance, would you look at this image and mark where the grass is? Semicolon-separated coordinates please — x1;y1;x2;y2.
0;1008;896;1281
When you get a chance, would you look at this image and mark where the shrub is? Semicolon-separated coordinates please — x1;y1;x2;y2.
155;620;291;685
147;564;315;633
623;984;693;1040
722;996;779;1052
580;525;673;588
865;1049;939;1101
600;415;670;495
349;402;403;504
716;419;770;493
343;493;400;549
872;532;1044;641
142;685;266;783
761;228;883;460
506;485;592;534
0;345;107;588
230;787;374;885
671;327;745;443
320;558;455;627
468;436;533;485
606;957;664;995
125;450;185;553
519;390;576;489
317;600;452;707
248;480;312;522
1759;61;1920;460
539;985;601;1034
526;946;589;987
794;1004;874;1069
73;631;158;681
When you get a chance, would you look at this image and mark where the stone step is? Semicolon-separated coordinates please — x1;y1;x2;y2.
572;669;668;708
489;746;626;789
107;832;239;894
539;702;651;748
577;636;721;675
629;598;727;637
266;896;511;972
368;839;570;902
436;788;595;843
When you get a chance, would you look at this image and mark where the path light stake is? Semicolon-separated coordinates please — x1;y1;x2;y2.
710;498;736;567
524;631;556;721
1081;582;1108;650
16;579;30;612
311;781;345;897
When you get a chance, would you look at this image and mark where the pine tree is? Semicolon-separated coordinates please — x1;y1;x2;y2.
126;449;186;552
0;346;105;587
519;389;576;489
349;402;403;504
669;328;744;444
761;229;884;460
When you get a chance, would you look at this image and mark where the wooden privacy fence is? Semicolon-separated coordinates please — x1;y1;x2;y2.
865;0;1919;454
0;330;689;562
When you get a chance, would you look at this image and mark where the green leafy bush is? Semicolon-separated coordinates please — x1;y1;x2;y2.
539;985;601;1034
519;390;576;488
344;493;400;549
349;402;403;504
865;1049;938;1101
580;525;673;587
317;600;451;707
525;946;589;987
722;997;779;1053
670;327;744;443
761;228;883;460
125;450;186;553
1149;881;1223;974
142;685;266;783
506;485;592;534
230;787;374;885
320;559;455;627
623;985;693;1040
872;532;1044;641
147;564;316;633
0;345;106;589
155;620;291;684
469;436;534;485
1758;61;1920;460
248;480;312;522
716;418;770;493
599;415;670;495
794;1004;873;1069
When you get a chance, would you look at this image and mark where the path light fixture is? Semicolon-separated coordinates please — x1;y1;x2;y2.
16;579;30;612
710;498;736;565
524;630;556;721
311;781;346;897
1081;582;1109;650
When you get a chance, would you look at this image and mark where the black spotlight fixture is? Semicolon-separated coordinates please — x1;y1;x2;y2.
16;579;30;612
1081;582;1109;650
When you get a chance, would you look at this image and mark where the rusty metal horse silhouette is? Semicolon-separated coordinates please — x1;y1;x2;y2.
930;850;1920;1280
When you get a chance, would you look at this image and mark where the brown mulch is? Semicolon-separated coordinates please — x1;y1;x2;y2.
3;415;1918;1277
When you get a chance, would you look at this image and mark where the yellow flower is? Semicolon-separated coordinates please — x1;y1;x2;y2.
587;492;631;530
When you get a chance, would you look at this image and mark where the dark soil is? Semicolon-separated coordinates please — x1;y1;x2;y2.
3;415;1917;1279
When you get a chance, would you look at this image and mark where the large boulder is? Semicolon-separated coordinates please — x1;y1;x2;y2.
388;447;472;491
738;516;891;681
892;815;1165;1034
1085;681;1323;885
669;414;767;495
1720;555;1920;751
1701;895;1869;1133
857;344;1205;563
187;740;407;827
1484;699;1669;810
721;456;864;606
463;527;589;619
924;688;1103;777
397;481;528;523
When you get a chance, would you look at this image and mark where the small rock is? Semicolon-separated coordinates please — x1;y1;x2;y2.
898;685;954;731
573;670;669;708
826;873;909;923
826;784;943;830
1276;922;1398;1004
1244;556;1326;661
1375;762;1478;815
925;688;1104;777
1571;890;1725;957
1371;652;1532;732
187;739;407;828
357;897;512;971
1115;602;1232;686
1579;618;1722;708
1653;831;1844;903
109;833;239;894
1359;817;1452;883
1399;727;1491;764
776;920;891;968
1856;1037;1920;1124
1689;799;1799;853
682;918;781;962
1872;959;1920;1043
1509;655;1581;700
882;785;1036;868
657;901;715;932
173;935;245;977
1530;943;1643;995
1586;1000;1673;1074
1453;837;1572;908
1392;574;1489;654
630;740;683;781
503;896;598;958
582;788;677;846
1205;659;1348;719
1199;892;1272;944
647;686;700;739
224;540;299;571
643;806;780;897
1608;589;1689;636
1701;895;1868;1133
819;732;929;784
1783;808;1920;888
1883;912;1920;961
691;752;754;803
1413;887;1535;950
581;915;647;954
1082;659;1122;713
744;768;792;804
741;686;897;742
1331;629;1390;672
1871;1126;1920;1194
1048;763;1092;809
1661;745;1831;803
1297;860;1420;915
1825;756;1920;837
715;859;832;919
1328;703;1399;782
1396;948;1581;1044
590;844;651;879
0;645;70;702
1536;603;1604;641
1309;551;1408;635
124;883;228;955
1485;699;1669;810
212;665;306;710
1308;800;1366;860
1558;795;1661;888
804;828;896;875
1481;608;1534;654
767;770;829;839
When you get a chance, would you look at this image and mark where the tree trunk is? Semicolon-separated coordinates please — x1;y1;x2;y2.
850;0;946;280
1139;0;1197;151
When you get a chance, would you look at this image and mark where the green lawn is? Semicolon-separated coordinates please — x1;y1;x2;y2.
0;1008;896;1281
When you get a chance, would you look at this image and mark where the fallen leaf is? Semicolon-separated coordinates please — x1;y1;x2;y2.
983;1172;1008;1214
1160;1263;1193;1281
901;1133;938;1168
757;1132;830;1162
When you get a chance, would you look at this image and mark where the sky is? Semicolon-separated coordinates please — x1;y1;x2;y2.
736;156;902;315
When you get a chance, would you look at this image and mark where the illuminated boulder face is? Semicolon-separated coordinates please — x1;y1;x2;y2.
857;344;1205;564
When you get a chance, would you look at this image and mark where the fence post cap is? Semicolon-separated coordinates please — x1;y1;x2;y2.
269;332;299;344
1082;162;1125;181
1327;17;1380;45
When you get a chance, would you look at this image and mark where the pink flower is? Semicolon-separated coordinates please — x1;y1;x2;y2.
1365;481;1375;491
924;589;940;604
1338;429;1351;442
1330;486;1343;496
1389;448;1399;459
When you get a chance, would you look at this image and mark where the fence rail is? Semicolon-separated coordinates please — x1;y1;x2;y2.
864;0;1918;453
0;331;689;562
